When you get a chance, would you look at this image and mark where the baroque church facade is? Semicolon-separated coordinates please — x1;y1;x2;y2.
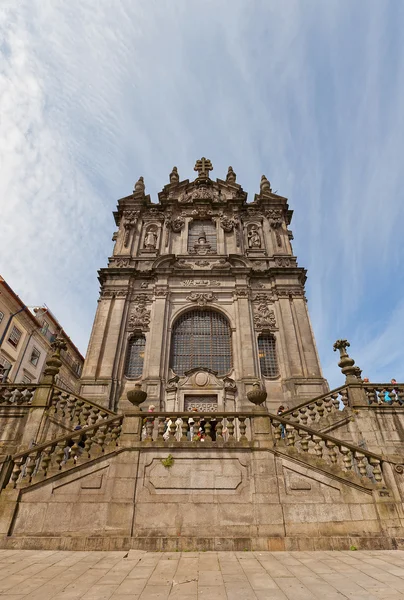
81;158;327;413
1;159;404;552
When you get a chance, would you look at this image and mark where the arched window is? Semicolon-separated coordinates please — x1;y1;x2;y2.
125;335;146;378
170;310;231;375
258;334;278;377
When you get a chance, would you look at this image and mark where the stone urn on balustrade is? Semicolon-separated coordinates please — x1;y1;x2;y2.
127;383;147;410
247;382;267;409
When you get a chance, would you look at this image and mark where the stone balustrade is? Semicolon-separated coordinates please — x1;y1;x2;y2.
269;413;386;487
0;384;38;406
140;412;256;444
5;415;123;489
49;386;116;427
281;386;349;427
364;384;404;406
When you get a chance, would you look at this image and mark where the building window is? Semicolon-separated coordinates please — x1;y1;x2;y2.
170;309;232;376
188;220;217;252
30;347;41;367
8;325;22;349
125;335;146;378
0;311;4;324
258;334;279;377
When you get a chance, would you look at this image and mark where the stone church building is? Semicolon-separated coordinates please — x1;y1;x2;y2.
0;159;404;552
81;158;327;413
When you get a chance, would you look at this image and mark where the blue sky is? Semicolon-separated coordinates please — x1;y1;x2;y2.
1;1;404;388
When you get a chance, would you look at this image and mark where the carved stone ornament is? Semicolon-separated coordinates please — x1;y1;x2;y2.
226;166;236;183
101;289;128;298
251;261;267;271
187;292;217;306
276;287;305;299
247;224;262;248
253;292;277;303
189;229;215;255
143;225;158;250
181;279;221;287
253;301;277;330
167;215;185;232
123;210;140;247
170;166;179;183
127;301;151;331
224;377;237;392
219;212;237;233
155;288;168;297
116;258;131;268
266;209;283;220
191;206;214;219
233;288;249;298
131;293;151;303
274;257;292;267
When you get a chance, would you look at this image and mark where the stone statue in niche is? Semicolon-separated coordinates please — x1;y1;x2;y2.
248;225;261;248
144;227;158;250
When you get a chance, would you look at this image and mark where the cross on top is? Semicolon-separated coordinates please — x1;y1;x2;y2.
194;157;213;178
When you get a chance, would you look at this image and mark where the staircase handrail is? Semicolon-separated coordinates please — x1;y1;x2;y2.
51;385;117;416
280;384;348;416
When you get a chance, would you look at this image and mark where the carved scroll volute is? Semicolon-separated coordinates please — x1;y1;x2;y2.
219;212;240;247
266;210;284;248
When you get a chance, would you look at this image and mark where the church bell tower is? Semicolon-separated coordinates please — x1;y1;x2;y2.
80;159;328;411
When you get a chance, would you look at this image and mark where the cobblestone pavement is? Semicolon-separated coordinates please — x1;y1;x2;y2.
1;549;404;599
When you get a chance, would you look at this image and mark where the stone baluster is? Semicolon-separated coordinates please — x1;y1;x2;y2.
193;416;201;441
331;392;340;411
300;432;310;452
8;457;24;488
74;398;85;423
157;417;165;441
55;443;65;469
299;407;308;426
181;417;189;441
238;417;247;441
324;394;333;414
377;388;385;404
13;389;23;404
326;440;338;464
307;404;316;423
227;417;235;441
316;399;325;419
215;417;224;441
84;432;94;457
25;452;40;482
204;417;212;441
340;446;353;471
285;423;296;447
368;456;383;483
169;418;176;440
272;420;282;444
355;452;368;477
70;438;81;462
364;387;376;405
145;417;154;440
290;411;299;424
51;389;61;410
89;407;100;426
40;446;53;478
396;388;404;406
313;435;323;459
82;403;91;425
97;424;108;451
59;392;69;416
111;421;122;445
340;389;349;408
66;395;75;421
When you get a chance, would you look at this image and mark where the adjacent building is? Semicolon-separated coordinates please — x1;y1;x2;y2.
0;276;83;391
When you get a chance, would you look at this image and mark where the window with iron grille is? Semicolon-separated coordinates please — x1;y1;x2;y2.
170;309;232;375
188;220;217;252
258;334;278;377
125;335;146;378
30;347;41;367
8;325;22;348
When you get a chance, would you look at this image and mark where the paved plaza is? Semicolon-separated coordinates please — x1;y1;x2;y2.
1;550;404;599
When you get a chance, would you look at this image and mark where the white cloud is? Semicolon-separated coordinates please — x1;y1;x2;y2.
1;1;403;387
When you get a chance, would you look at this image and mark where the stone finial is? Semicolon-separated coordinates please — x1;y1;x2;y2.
333;339;360;383
260;175;272;194
134;176;145;194
194;157;213;179
42;336;67;383
247;381;268;407
127;383;147;410
226;166;236;183
170;166;179;184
